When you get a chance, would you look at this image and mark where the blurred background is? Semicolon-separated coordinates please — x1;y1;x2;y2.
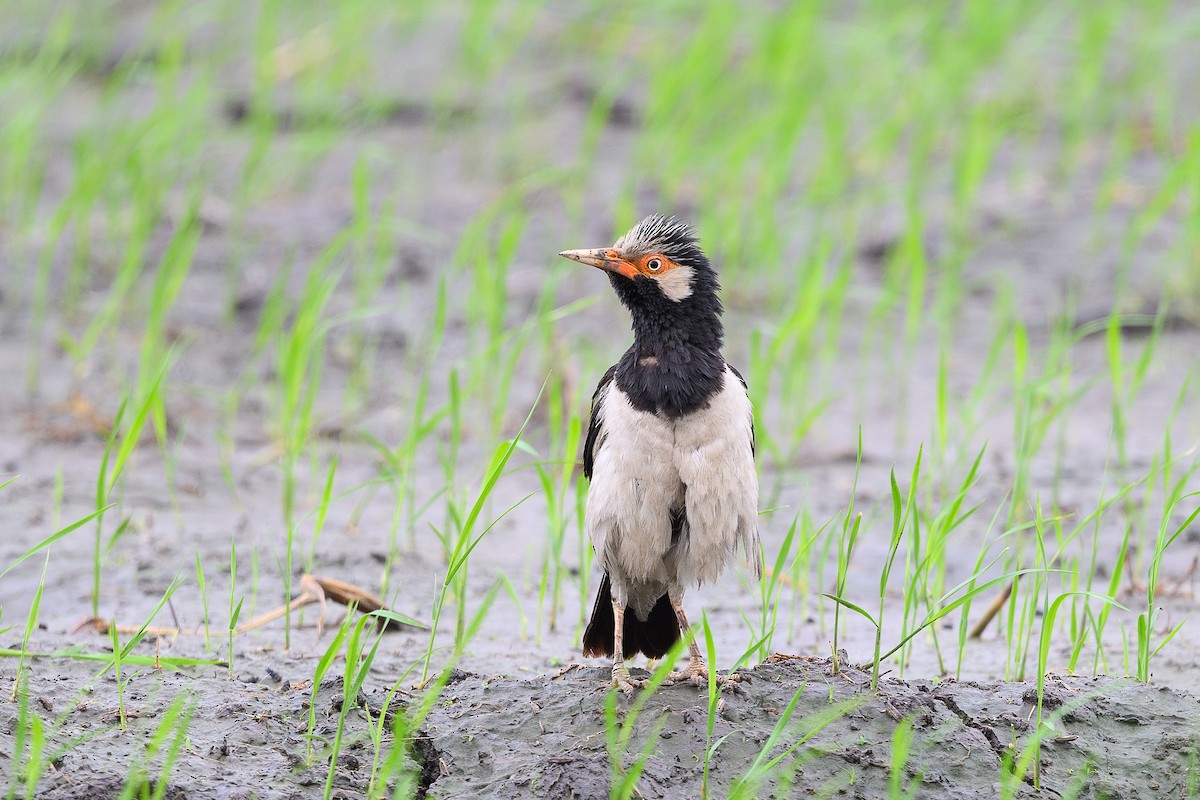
2;0;1200;686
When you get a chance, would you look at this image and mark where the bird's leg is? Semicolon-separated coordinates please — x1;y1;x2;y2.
664;595;709;686
610;599;644;696
664;594;739;687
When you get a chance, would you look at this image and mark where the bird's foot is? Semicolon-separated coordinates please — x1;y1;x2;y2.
612;664;646;696
665;657;738;688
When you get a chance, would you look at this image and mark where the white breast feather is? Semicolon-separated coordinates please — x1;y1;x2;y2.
585;365;759;605
673;368;760;585
585;383;679;592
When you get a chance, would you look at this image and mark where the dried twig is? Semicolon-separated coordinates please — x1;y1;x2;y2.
77;574;421;642
73;617;181;638
236;574;420;634
968;579;1014;639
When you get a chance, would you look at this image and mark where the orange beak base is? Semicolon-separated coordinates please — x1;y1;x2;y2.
558;248;639;280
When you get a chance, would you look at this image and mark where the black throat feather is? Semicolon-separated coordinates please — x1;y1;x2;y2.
609;256;726;418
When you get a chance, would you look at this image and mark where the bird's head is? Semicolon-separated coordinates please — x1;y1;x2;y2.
559;215;719;309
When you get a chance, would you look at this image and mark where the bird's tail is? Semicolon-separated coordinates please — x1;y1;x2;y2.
582;573;679;660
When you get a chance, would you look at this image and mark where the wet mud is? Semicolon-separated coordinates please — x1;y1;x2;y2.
5;653;1198;798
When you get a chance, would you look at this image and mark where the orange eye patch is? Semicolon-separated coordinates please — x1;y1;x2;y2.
637;255;674;275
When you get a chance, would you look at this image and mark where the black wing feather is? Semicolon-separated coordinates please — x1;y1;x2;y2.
583;364;617;480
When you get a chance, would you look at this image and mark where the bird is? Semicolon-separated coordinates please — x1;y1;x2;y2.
559;214;760;694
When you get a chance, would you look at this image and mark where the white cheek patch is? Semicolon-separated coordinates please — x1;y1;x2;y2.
654;265;694;302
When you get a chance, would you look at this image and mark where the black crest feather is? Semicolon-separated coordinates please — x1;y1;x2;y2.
614;214;704;266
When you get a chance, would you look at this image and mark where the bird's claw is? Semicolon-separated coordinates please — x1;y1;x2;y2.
612;666;646;696
722;671;744;686
664;659;745;692
667;662;710;686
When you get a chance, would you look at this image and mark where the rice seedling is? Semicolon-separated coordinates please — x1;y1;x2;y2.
0;647;219;672
371;589;498;797
419;387;542;685
321;605;424;798
227;540;243;680
747;510;825;662
1104;307;1167;471
136;207;202;449
876;453;923;684
6;673;48;800
115;692;194;800
526;364;588;639
107;625;128;731
1034;590;1126;787
101;575;185;730
829;431;864;674
728;690;867;798
194;552;211;651
93;359;170;619
361;641;424;797
603;652;678;800
1057;475;1144;674
274;254;343;647
1136;491;1200;682
305;457;340;575
745;232;845;471
360;392;450;587
1190;745;1200;799
887;716;919;800
900;446;986;676
1004;503;1057;682
697;620;721;799
10;556;47;701
825;453;921;689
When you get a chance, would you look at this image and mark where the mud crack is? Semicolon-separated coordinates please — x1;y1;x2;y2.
933;691;1039;790
412;729;443;800
934;692;1006;758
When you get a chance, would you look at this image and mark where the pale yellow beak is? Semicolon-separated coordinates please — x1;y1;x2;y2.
558;248;640;280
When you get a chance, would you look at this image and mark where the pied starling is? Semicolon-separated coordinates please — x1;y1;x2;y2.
560;214;760;694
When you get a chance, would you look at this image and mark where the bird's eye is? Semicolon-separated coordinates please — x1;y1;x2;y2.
646;258;663;272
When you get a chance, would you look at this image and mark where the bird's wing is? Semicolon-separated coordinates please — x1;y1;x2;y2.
727;363;755;457
583;364;618;481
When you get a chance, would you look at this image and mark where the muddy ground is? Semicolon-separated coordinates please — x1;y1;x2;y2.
3;5;1200;800
4;653;1199;799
